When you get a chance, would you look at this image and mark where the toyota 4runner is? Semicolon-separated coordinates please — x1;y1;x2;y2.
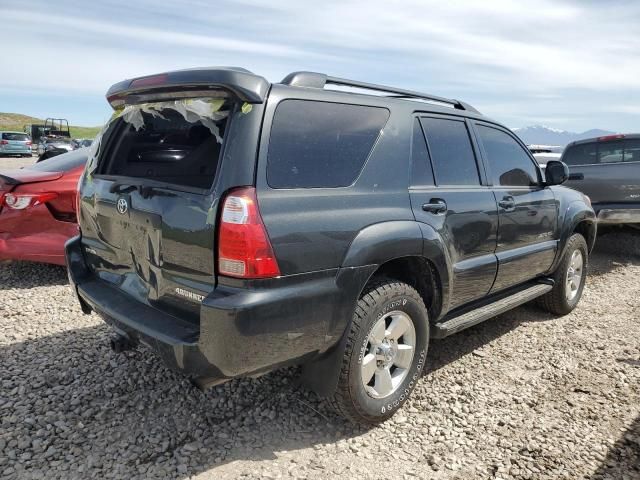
66;67;596;424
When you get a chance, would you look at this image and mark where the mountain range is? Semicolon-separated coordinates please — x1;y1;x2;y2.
512;125;616;147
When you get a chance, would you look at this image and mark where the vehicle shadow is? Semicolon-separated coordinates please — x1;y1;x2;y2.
0;324;365;479
590;413;640;479
0;261;68;290
588;227;640;277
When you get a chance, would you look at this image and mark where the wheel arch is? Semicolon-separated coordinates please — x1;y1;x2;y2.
302;221;450;397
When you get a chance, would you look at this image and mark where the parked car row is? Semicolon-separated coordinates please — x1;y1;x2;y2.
0;130;92;161
0;67;636;425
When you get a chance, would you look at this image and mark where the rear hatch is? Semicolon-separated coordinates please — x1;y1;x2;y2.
79;68;268;323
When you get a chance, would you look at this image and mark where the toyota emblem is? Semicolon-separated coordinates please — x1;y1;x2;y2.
116;198;128;215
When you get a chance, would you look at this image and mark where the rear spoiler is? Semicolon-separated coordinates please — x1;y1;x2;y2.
106;67;270;108
0;170;63;186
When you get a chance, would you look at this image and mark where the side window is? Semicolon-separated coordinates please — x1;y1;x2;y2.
598;141;624;164
267;100;390;188
476;125;539;187
410;118;434;186
623;139;640;163
420;117;479;185
562;143;597;165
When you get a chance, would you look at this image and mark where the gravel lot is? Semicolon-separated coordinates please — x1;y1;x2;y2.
0;228;639;479
0;154;37;170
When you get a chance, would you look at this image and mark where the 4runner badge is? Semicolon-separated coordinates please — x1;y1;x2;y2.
175;287;205;303
116;198;128;215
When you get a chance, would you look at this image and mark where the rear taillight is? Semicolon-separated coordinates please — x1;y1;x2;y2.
0;140;8;145
26;141;32;146
2;192;58;210
218;187;280;279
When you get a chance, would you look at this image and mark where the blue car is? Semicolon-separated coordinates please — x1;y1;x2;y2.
0;131;32;157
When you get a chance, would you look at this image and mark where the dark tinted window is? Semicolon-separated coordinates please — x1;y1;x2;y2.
2;133;29;141
411;119;434;186
597;141;623;164
562;143;597;165
420;118;479;185
26;149;87;172
477;125;538;186
623;139;640;163
267;100;389;188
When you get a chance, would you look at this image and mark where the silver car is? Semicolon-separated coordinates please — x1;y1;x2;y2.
561;134;640;224
0;131;32;157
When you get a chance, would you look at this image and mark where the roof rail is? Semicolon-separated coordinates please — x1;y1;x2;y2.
280;71;479;113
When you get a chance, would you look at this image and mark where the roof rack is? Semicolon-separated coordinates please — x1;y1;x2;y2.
280;71;479;113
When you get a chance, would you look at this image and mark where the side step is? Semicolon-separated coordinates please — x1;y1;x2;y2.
432;283;553;339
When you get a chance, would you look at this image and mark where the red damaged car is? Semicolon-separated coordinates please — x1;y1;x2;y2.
0;149;87;265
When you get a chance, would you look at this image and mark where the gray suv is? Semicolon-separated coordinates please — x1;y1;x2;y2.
561;134;640;225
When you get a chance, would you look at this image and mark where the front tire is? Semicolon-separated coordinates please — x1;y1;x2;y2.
330;279;429;424
538;233;588;315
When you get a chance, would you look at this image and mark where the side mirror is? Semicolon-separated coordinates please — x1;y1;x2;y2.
545;160;569;185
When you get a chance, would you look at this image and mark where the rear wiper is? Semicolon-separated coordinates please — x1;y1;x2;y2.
109;183;138;194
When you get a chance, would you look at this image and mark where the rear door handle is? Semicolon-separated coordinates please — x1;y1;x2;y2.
422;199;447;214
498;196;516;212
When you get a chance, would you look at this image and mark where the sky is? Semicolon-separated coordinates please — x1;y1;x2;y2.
1;0;639;132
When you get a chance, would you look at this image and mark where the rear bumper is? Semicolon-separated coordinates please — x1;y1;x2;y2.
65;236;362;383
0;231;71;266
0;147;31;155
596;206;640;224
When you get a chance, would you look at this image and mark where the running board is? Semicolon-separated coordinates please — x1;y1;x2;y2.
432;283;553;339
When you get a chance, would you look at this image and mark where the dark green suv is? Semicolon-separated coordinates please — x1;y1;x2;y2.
66;67;596;424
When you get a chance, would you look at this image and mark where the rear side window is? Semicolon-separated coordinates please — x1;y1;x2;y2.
562;143;597;165
623;139;640;162
267;100;389;188
420;117;479;185
2;133;29;141
477;125;538;187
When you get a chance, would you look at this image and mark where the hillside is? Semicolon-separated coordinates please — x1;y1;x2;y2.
512;125;616;147
0;112;102;139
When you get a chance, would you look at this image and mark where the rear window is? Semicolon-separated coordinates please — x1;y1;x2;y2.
2;133;29;141
27;149;87;172
563;140;640;165
98;98;231;190
267;100;389;188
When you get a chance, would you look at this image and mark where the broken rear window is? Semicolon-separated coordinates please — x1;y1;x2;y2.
97;98;231;190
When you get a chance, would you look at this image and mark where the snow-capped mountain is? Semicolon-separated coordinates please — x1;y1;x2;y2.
512;125;616;147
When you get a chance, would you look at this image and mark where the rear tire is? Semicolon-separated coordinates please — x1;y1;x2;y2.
538;233;588;315
330;279;429;424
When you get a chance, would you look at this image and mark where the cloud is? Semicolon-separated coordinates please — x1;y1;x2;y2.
1;0;638;129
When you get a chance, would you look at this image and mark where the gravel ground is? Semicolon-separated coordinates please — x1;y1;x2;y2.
0;154;36;170
0;229;639;480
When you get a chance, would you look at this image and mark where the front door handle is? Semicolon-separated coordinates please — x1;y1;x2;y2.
498;196;516;212
422;199;447;214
